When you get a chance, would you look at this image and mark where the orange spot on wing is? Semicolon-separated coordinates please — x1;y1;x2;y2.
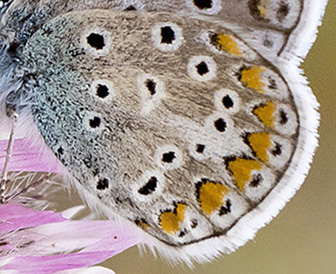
160;203;186;235
240;66;266;93
213;33;241;56
257;0;268;17
197;180;229;216
228;158;262;191
253;101;277;128
140;221;150;231
258;6;267;17
247;132;271;163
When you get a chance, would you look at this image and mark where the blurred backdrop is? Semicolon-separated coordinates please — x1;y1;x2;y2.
98;2;336;274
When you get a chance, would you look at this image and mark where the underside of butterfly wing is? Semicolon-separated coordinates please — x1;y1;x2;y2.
3;0;327;59
0;0;327;264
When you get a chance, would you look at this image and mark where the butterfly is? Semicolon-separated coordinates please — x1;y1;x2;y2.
0;0;328;264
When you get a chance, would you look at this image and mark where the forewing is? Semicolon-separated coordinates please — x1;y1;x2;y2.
4;0;327;59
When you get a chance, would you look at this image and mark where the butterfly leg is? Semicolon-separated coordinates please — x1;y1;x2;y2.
0;109;18;203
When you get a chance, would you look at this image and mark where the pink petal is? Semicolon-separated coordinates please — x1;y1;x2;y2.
60;266;116;274
10;220;142;255
0;203;65;233
0;138;63;173
0;252;118;274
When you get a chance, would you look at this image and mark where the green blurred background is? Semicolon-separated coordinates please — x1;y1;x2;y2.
100;2;336;274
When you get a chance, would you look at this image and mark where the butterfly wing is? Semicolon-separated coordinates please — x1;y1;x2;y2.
4;0;327;59
1;0;326;263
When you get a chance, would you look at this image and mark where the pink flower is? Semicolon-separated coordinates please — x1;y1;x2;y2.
0;203;141;274
0;137;142;273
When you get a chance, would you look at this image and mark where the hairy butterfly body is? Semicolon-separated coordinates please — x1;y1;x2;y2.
0;0;327;263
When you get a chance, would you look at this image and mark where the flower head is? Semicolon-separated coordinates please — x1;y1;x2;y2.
0;137;142;273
